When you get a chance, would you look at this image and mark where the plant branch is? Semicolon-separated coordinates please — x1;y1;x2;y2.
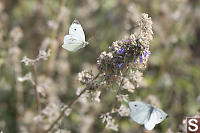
45;72;101;133
102;67;129;132
111;66;129;111
33;65;41;112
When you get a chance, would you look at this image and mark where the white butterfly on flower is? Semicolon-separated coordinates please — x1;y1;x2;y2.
129;101;168;130
62;20;89;52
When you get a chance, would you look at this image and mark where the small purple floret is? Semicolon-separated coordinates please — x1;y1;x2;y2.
117;47;124;54
144;49;150;57
139;49;150;63
122;39;129;42
118;63;123;69
140;57;143;63
119;55;123;58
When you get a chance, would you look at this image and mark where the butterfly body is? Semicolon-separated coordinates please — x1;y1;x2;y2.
129;101;167;130
62;20;88;52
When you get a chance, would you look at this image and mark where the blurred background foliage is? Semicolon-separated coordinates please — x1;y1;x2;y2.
0;0;200;133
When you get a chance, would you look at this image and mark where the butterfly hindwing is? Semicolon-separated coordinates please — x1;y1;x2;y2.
62;35;84;52
144;109;157;130
153;108;168;124
144;108;167;130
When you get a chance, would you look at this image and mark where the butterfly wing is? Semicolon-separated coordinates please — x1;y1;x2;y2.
129;101;152;125
154;108;168;124
62;35;84;52
69;20;85;42
144;109;157;130
144;108;168;130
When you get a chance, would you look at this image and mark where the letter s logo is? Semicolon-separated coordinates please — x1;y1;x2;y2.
188;119;198;132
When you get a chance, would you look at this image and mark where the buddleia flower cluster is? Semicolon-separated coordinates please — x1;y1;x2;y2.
97;13;152;84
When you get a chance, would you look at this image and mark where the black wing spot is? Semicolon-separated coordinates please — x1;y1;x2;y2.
160;117;162;119
134;104;137;107
74;28;76;31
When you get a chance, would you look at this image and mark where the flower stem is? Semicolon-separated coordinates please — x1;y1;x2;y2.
33;65;41;133
102;68;128;132
111;67;129;110
33;65;41;112
45;72;100;133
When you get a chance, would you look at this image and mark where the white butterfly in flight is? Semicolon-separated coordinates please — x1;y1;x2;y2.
129;101;168;130
62;20;89;52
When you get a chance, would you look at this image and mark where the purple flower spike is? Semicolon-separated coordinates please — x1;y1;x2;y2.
117;47;124;54
118;63;123;69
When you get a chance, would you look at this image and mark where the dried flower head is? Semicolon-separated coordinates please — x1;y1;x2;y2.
78;70;94;85
122;77;135;93
42;103;60;123
10;26;23;45
21;49;51;66
112;104;130;117
116;94;129;102
18;72;34;84
128;70;143;88
76;87;101;103
78;70;99;90
100;113;118;131
60;105;72;117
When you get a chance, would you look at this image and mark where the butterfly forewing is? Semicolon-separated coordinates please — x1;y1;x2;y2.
69;20;85;42
129;101;152;124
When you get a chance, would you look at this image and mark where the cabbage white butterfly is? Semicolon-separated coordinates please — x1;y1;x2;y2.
62;20;89;52
128;101;168;130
